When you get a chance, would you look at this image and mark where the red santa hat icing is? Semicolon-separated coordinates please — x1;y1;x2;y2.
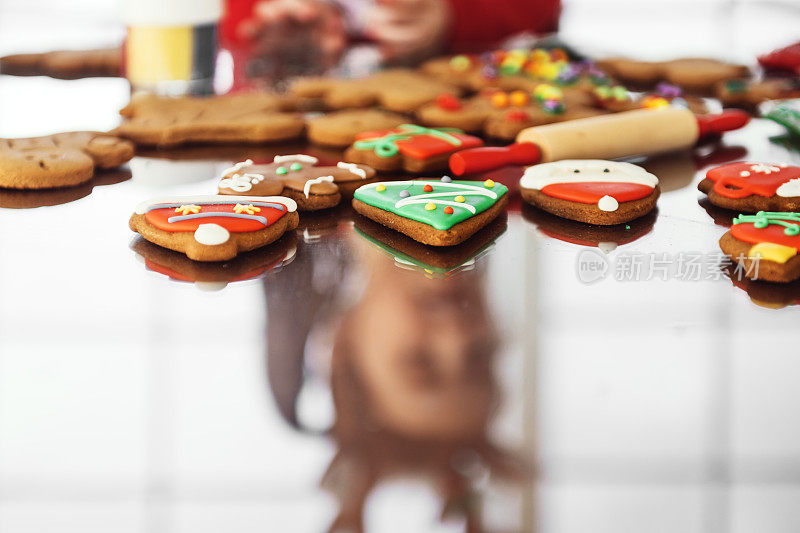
520;160;658;212
704;162;800;199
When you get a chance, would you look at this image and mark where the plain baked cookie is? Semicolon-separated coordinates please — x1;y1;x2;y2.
352;177;508;246
129;195;299;262
289;68;461;113
520;160;660;225
0;131;134;189
720;212;800;283
698;162;800;213
0;47;121;78
114;93;304;147
598;57;748;92
217;154;376;211
306;109;407;147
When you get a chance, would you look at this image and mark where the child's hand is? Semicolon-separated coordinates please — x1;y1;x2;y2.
366;0;452;62
239;0;347;68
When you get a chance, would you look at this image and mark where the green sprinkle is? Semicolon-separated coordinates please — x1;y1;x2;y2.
276;166;288;175
290;162;303;171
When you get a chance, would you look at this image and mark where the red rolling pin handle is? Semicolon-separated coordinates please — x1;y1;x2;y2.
449;142;541;176
695;109;750;138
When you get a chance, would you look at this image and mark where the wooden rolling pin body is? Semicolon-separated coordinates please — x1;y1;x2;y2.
516;107;699;162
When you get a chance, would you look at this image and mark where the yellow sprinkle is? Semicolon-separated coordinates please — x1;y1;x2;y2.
174;204;201;215
484;179;495;188
233;203;261;215
376;184;386;192
425;203;436;211
455;195;466;202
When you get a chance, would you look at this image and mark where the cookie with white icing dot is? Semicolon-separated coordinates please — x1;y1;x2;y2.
129;195;298;262
698;161;800;213
519;160;660;225
217;155;376;211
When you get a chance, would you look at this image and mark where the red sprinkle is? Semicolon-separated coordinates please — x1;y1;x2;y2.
436;93;462;111
444;206;454;214
423;184;434;192
506;110;530;122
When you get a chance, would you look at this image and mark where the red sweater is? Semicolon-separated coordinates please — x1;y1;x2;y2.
221;0;561;51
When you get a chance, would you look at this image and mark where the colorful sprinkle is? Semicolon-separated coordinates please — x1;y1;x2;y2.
290;162;303;171
484;179;495;188
454;195;465;202
398;189;410;198
449;55;472;71
233;203;261;215
425;203;436;211
444;206;454;214
276;166;288;175
423;184;434;192
510;90;530;107
376;184;386;192
506;110;530;122
440;175;452;183
175;204;201;215
490;92;509;108
436;93;462;111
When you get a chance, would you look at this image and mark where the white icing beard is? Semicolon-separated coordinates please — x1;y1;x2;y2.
776;178;800;198
520;160;659;190
194;223;230;245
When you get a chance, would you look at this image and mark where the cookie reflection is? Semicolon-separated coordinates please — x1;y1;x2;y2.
265;224;526;532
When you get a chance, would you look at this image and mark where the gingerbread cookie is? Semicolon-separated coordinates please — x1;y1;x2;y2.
218;155;376;211
115;93;303;147
598;57;748;92
716;78;800;107
129;195;299;262
132;233;297;290
344;124;483;173
354;212;506;278
720;212;800;283
520;160;660;225
698;162;800;213
0;132;134;189
306;109;407;148
0;47;121;79
352;177;508;246
289;68;460;113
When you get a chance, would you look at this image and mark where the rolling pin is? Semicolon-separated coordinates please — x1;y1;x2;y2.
449;108;750;175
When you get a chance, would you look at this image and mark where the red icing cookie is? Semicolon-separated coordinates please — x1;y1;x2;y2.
144;200;290;233
541;182;655;205
705;162;800;199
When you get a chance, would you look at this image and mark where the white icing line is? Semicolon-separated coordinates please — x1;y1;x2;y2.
135;195;297;214
273;154;318;164
777;178;800;197
303;175;334;198
395;191;492;208
220;159;253;176
194;223;230;245
597;195;619;212
359;180;498;198
393;198;477;213
337;161;367;179
219;173;264;192
520;160;658;190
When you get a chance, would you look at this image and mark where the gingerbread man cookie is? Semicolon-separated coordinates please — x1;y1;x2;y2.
344;124;483;173
720;211;800;283
0;131;134;189
218;155;376;211
129;195;299;262
115;93;304;147
698;162;800;213
520;160;660;225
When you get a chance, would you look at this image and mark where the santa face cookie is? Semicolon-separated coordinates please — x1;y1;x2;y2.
352;177;508;246
218;155;376;211
519;160;660;225
720;211;800;283
698;162;800;213
344;124;484;173
129;195;299;262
